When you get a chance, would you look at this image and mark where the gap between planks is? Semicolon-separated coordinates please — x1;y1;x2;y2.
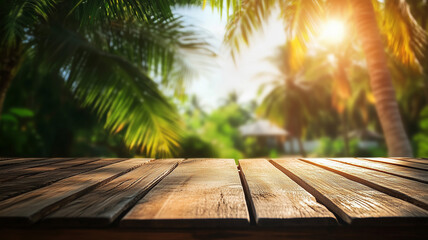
237;165;256;226
360;158;428;172
120;158;250;228
0;158;129;201
238;159;337;226
299;158;428;211
1;158;427;229
0;158;152;226
328;158;428;184
391;157;428;165
43;159;182;227
268;158;428;225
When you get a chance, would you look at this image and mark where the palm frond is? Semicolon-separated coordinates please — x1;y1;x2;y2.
96;17;216;96
35;24;182;157
224;0;322;67
257;82;287;127
224;0;276;61
67;0;240;28
257;41;332;136
66;0;177;26
0;0;57;50
2;0;217;156
376;0;427;71
280;0;323;71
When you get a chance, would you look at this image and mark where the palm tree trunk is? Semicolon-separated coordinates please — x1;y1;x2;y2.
342;111;350;156
0;77;12;117
0;66;15;117
0;49;21;117
351;0;413;157
297;137;306;157
289;138;295;154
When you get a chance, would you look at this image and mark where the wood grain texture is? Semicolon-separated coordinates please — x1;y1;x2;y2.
121;158;250;228
392;157;428;165
0;158;150;226
0;158;70;170
44;159;181;227
21;158;100;172
329;158;428;184
271;158;428;225
0;158;126;201
0;158;74;182
361;158;428;171
301;158;428;211
0;158;102;184
239;159;336;226
0;158;43;166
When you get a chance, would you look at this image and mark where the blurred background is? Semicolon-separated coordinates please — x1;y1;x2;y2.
1;1;427;159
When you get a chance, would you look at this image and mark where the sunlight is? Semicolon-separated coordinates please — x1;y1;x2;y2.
320;19;346;44
327;53;336;64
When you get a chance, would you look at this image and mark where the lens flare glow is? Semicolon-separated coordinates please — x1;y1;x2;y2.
320;20;346;44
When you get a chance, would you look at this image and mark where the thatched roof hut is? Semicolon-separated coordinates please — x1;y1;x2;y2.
239;120;288;137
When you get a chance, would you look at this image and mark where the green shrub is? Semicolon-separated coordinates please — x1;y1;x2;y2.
178;135;218;158
413;106;428;157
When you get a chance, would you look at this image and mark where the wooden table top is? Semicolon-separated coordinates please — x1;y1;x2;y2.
0;157;427;239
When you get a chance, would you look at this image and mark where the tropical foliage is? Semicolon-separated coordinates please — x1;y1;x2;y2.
223;0;427;156
0;64;133;157
180;94;254;159
0;0;214;156
257;42;331;156
1;0;428;159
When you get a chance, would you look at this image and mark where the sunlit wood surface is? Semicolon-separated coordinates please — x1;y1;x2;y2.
0;157;427;239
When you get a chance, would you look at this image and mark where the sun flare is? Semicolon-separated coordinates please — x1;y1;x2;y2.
320;19;346;44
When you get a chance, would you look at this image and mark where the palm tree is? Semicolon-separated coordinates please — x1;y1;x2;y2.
330;49;380;156
223;0;426;156
0;1;213;156
257;43;331;157
350;0;415;156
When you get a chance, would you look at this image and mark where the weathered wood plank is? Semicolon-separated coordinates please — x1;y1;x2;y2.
0;158;150;226
239;159;336;226
329;158;428;184
44;159;181;227
301;158;428;211
0;157;24;166
0;158;68;169
271;158;428;225
0;158;100;183
0;158;45;167
23;158;100;172
121;158;250;228
392;157;428;165
361;157;428;171
0;158;73;182
0;158;126;201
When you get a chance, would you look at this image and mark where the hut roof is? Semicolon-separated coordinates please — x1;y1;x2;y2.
239;120;288;137
347;129;384;140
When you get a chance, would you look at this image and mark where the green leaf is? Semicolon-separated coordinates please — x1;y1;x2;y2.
0;113;19;123
9;107;34;117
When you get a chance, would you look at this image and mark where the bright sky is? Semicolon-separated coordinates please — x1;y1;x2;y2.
173;6;286;111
